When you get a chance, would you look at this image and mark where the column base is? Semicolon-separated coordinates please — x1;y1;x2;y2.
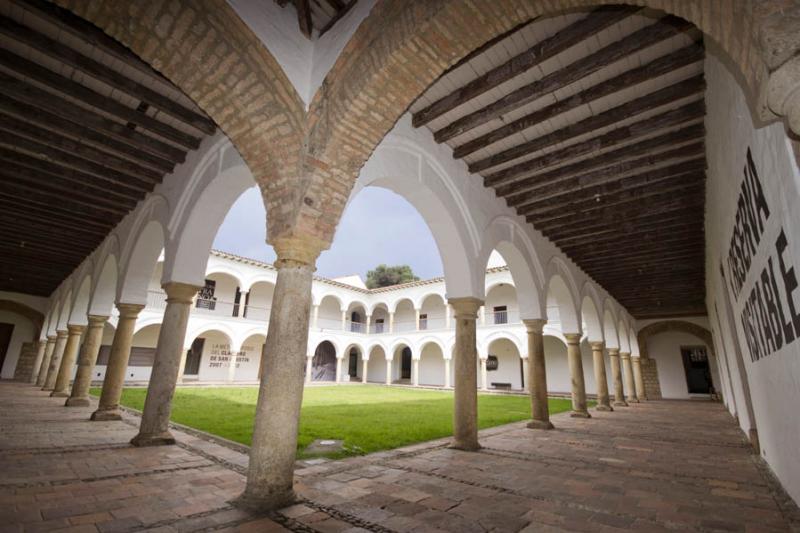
41;386;53;392
131;432;176;447
65;396;91;407
613;400;629;407
526;419;555;430
233;489;297;513
594;404;614;412
90;408;123;421
49;391;69;398
449;441;482;452
570;411;591;419
626;397;640;403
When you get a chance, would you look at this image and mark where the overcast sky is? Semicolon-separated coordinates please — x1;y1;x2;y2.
212;186;446;281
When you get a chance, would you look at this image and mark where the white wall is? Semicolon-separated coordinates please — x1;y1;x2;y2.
647;331;713;399
0;311;36;379
418;344;446;386
704;45;800;504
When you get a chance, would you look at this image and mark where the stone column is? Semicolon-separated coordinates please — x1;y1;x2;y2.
362;359;368;383
479;356;488;390
36;336;56;387
30;340;47;384
479;305;486;326
305;355;313;384
608;348;627;406
385;357;392;385
66;315;108;407
621;352;638;403
131;283;200;446
415;309;421;331
590;342;613;411
237;238;320;511
51;324;86;397
444;357;451;388
42;330;68;391
521;357;529;392
412;358;419;386
389;312;395;333
632;356;646;401
312;305;319;328
524;319;553;429
445;305;451;329
565;333;590;418
335;356;342;383
90;303;144;421
366;314;371;334
341;310;347;331
449;297;482;451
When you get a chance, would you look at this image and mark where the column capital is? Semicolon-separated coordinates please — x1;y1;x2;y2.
55;329;68;339
448;297;483;317
619;351;631;360
272;235;325;268
607;347;620;356
589;341;605;351
563;333;581;345
47;334;57;341
87;315;109;326
523;318;546;333
163;282;202;304
116;302;145;318
66;324;86;335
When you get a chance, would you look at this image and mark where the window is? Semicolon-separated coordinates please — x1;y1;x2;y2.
493;306;507;324
419;313;428;330
375;318;384;333
486;355;499;371
196;279;216;310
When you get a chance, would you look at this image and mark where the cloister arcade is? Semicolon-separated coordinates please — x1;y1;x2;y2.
2;0;800;519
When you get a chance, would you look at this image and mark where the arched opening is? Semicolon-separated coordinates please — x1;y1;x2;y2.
311;340;337;381
419;294;446;331
89;254;118;318
418;341;446;387
486;337;523;390
346;302;367;333
184;329;234;382
68;275;92;327
547;274;580;335
343;344;363;380
317;295;343;330
237;333;267;381
485;283;518;326
366;344;387;384
93;322;117;382
543;335;570;395
370;303;389;334
392;344;413;383
119;220;165;307
195;271;244;318
245;281;275;322
393;299;416;333
115;323;162;383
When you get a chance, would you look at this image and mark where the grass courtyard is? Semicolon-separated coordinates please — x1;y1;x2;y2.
93;385;576;458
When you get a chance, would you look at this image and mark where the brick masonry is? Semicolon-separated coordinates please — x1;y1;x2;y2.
11;342;36;382
53;0;797;254
640;357;663;400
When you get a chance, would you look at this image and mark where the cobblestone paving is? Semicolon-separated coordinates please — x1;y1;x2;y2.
1;381;797;532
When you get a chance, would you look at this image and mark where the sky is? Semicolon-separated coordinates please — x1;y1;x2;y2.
212;186;446;281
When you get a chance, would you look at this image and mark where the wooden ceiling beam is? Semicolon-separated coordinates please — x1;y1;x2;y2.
0;73;186;163
597;271;705;286
0;49;201;150
319;0;357;36
461;44;704;161
0;94;175;174
0;212;110;240
469;74;705;174
0;15;216;135
556;219;701;249
0;195;115;230
564;233;704;259
294;0;313;38
510;145;705;210
0;113;163;184
498;123;704;201
413;5;638;128
531;179;705;225
0;245;88;267
0;218;105;247
0;181;126;217
435;14;691;143
0;208;108;238
576;244;703;267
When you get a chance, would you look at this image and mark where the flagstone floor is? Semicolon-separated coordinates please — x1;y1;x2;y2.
1;381;798;532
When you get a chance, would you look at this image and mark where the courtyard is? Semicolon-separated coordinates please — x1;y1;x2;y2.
2;381;798;532
92;385;575;459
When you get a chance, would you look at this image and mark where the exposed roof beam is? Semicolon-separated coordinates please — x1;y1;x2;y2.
458;44;703;160
413;5;638;128
294;0;313;38
434;15;692;143
0;194;113;229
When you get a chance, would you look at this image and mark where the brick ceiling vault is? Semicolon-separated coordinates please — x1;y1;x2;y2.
0;0;216;296
409;5;708;319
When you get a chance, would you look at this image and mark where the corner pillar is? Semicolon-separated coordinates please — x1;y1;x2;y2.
608;348;627;406
36;336;56;387
335;356;342;383
565;333;590;418
590;341;613;411
388;312;395;333
632;356;646;401
90;303;144;421
621;352;638;403
479;356;488;391
66;315;108;407
361;359;368;383
444;357;451;388
30;340;47;384
412;358;419;386
42;330;68;391
524;319;552;429
131;283;201;446
51;324;86;397
237;236;322;511
449;297;483;451
385;356;392;385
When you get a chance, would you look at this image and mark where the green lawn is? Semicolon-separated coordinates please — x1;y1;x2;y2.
92;385;575;458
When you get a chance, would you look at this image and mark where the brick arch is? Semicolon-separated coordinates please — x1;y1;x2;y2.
305;0;770;244
637;320;714;359
53;0;311;244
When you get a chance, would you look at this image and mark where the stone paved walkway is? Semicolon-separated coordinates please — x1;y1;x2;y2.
1;381;798;532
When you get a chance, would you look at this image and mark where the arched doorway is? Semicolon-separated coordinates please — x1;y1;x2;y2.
311;340;337;382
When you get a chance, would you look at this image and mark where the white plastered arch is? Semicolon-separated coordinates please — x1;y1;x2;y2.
118;195;169;305
484;330;525;359
68;274;93;327
88;236;120;317
365;340;388;361
388;338;413;360
603;305;620;350
545;257;581;335
416;336;447;360
618;318;632;353
184;323;236;350
311;337;341;358
580;282;604;343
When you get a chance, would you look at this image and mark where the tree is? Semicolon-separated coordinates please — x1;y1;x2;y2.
366;264;419;289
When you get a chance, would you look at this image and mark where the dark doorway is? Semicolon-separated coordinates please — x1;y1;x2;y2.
0;323;14;375
312;341;337;381
184;337;204;376
681;346;711;394
401;346;412;379
348;348;358;377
